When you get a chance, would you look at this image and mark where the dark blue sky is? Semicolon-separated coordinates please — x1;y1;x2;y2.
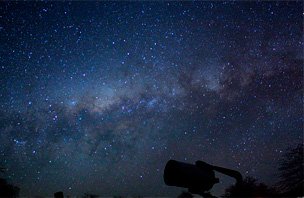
0;1;303;197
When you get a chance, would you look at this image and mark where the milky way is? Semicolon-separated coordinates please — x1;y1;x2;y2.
0;1;303;197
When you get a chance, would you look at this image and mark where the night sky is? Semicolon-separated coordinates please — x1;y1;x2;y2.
0;1;303;197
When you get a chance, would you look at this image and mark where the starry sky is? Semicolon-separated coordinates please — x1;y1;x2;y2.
0;1;303;197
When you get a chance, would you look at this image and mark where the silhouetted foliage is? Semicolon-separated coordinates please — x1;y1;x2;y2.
0;167;20;198
221;176;277;197
276;143;304;196
178;191;193;198
82;193;99;198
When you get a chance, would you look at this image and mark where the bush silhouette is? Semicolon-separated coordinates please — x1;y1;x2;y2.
276;143;304;197
0;167;20;198
221;176;277;197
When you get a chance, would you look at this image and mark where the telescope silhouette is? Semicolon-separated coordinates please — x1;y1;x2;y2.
164;160;243;196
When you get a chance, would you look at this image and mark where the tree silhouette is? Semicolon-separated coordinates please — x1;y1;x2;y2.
221;176;277;197
276;143;303;197
0;167;20;198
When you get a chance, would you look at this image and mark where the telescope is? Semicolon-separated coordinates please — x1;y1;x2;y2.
164;160;243;196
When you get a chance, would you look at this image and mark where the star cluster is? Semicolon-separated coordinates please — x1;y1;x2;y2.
0;1;303;197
